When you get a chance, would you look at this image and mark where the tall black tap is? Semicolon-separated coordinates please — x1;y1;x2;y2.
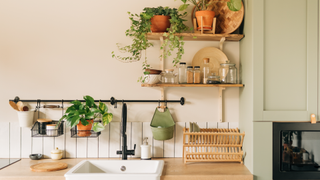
117;103;136;160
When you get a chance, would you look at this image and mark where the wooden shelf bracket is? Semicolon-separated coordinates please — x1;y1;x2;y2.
218;87;226;122
219;37;226;51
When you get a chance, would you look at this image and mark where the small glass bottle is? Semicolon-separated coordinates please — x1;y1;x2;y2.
178;62;187;84
202;58;210;84
193;66;201;84
187;66;194;84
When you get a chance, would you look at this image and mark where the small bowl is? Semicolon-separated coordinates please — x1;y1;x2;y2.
144;74;161;84
145;69;162;74
29;154;42;160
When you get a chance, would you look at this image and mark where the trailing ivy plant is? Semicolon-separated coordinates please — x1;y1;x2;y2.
111;6;189;82
178;0;242;12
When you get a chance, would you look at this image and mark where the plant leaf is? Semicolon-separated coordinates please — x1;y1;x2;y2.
80;118;89;126
227;0;242;11
102;113;113;126
55;115;66;128
66;105;76;113
84;95;95;108
99;102;107;113
85;112;95;120
70;115;81;128
92;122;105;132
178;4;189;11
70;100;81;106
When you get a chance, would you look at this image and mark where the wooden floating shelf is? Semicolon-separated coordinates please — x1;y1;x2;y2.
147;33;244;41
141;84;244;87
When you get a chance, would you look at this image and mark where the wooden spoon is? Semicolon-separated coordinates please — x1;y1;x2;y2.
17;101;24;111
9;101;19;111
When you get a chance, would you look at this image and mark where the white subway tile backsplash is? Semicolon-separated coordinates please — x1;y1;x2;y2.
0;122;9;158
174;122;185;158
109;122;121;158
4;121;239;159
9;123;20;158
131;122;142;158
98;123;110;158
21;127;31;158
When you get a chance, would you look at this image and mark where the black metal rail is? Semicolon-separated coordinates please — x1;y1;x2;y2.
10;96;185;106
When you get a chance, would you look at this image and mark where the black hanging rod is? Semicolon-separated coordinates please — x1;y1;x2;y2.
10;96;185;105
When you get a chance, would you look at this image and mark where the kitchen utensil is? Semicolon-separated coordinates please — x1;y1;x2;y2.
191;0;244;34
192;47;228;76
43;105;60;108
219;61;237;83
9;101;19;111
16;101;24;111
51;147;63;160
29;154;42;160
23;106;29;111
30;162;68;172
159;69;177;84
144;74;161;84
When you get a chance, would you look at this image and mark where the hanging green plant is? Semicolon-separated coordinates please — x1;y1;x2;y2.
111;6;189;83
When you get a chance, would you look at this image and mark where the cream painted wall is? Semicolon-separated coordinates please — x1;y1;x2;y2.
0;0;240;124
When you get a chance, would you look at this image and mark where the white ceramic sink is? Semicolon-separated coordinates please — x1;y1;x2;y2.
65;160;164;180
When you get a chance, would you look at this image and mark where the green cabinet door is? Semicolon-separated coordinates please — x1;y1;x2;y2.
252;0;318;121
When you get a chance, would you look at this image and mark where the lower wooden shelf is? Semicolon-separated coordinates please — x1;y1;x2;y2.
141;84;244;87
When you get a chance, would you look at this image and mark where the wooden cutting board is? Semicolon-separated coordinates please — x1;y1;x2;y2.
192;47;228;75
30;162;68;172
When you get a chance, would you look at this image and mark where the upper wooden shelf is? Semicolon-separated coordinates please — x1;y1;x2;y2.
141;84;244;87
147;33;244;41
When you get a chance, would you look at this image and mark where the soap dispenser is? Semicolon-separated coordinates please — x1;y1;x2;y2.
141;137;151;160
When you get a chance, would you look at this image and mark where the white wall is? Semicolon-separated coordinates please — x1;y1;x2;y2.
0;0;240;158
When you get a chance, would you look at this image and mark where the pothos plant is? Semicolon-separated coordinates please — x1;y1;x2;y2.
178;0;242;12
57;96;113;132
111;6;189;82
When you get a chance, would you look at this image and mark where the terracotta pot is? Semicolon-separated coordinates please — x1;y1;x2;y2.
77;119;93;137
195;10;215;30
150;15;171;32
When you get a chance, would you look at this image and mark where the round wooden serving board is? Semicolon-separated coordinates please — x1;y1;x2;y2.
192;47;228;75
30;162;68;172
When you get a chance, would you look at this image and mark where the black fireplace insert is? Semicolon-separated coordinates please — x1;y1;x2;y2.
273;122;320;180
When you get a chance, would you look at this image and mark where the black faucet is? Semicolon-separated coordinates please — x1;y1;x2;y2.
117;103;136;160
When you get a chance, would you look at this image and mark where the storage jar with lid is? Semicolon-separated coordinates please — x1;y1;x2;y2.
193;66;201;84
207;73;221;84
51;147;63;160
178;62;187;84
159;69;177;84
219;61;237;84
187;66;193;84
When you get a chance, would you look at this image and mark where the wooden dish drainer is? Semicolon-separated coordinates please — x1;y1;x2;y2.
183;127;245;164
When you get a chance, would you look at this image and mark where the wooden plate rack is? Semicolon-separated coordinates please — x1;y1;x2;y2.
183;127;245;164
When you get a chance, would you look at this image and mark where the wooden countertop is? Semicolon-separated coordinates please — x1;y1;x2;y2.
0;158;253;180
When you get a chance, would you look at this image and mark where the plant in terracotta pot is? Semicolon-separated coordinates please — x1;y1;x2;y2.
57;96;113;137
178;0;242;31
111;6;189;83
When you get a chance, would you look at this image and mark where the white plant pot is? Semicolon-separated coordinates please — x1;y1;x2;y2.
17;111;34;128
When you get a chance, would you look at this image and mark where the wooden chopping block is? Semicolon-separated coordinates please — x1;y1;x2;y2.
30;162;68;172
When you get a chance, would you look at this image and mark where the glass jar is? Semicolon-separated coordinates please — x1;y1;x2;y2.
187;66;193;84
178;62;187;84
219;61;237;84
202;58;210;84
159;69;177;84
207;73;221;84
193;66;201;84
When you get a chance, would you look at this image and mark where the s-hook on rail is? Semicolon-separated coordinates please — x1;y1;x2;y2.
9;96;185;108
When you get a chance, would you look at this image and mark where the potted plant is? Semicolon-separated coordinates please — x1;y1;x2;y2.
111;6;189;83
57;96;113;137
178;0;242;31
